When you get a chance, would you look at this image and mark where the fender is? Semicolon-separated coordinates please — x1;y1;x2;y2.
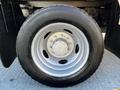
105;0;120;58
0;0;25;67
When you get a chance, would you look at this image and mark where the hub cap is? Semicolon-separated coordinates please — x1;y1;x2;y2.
31;23;89;77
47;32;74;58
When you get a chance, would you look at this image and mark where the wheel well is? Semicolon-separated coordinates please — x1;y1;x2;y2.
0;0;119;67
19;0;115;31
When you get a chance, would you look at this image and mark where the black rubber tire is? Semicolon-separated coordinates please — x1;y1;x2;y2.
16;5;104;87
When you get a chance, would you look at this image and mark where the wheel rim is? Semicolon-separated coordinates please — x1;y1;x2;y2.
31;23;89;77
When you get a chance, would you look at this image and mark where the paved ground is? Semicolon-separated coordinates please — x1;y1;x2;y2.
0;49;120;90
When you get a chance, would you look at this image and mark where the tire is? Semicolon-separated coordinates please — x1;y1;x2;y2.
16;5;104;87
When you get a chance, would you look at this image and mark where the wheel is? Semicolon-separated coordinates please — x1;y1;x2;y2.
16;5;104;87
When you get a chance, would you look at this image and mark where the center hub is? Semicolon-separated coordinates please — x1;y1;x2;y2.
52;40;68;57
47;32;74;58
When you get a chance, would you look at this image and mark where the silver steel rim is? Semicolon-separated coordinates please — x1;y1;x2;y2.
31;23;89;77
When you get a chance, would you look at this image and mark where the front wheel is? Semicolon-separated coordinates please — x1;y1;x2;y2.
16;5;104;87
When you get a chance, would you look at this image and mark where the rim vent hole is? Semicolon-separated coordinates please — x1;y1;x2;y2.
43;50;49;58
75;44;79;54
64;29;72;34
59;60;68;64
44;32;51;39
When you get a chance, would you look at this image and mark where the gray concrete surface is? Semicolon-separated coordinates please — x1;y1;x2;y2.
0;49;120;90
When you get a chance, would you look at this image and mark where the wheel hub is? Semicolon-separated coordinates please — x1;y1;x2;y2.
47;32;74;58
